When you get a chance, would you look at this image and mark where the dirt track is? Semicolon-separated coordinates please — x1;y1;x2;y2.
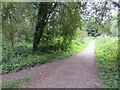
2;40;102;88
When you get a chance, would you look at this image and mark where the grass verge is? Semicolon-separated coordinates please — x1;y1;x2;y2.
2;77;31;89
95;37;118;88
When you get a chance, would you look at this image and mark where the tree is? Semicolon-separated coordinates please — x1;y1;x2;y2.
39;3;81;51
2;3;16;56
33;2;57;52
2;2;37;57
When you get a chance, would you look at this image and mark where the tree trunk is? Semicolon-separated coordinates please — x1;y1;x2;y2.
33;3;57;52
8;16;15;57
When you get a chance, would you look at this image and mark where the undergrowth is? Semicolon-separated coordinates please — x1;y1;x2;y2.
2;37;92;74
95;37;119;88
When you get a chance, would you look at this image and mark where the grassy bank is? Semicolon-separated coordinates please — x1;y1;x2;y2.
95;37;118;88
2;37;92;74
2;77;31;88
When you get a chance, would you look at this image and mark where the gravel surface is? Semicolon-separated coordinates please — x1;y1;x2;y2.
2;40;102;88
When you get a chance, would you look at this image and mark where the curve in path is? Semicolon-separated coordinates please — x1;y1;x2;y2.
2;40;102;88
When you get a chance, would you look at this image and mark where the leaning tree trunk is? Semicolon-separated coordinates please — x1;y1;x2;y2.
33;2;57;52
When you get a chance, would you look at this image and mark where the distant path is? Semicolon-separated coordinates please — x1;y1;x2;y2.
2;40;102;88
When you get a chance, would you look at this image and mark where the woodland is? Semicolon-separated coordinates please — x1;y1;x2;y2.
1;1;119;88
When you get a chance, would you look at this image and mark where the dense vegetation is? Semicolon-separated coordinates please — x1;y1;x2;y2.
3;37;92;73
2;2;93;73
95;37;119;88
1;1;119;88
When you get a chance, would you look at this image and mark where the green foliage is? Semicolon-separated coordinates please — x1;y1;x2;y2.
2;2;92;74
2;77;31;88
110;16;119;37
85;20;101;37
2;37;92;73
95;37;118;88
40;3;81;50
2;2;36;55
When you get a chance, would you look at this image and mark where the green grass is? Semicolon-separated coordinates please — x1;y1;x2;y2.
2;77;31;89
95;37;119;88
2;37;92;73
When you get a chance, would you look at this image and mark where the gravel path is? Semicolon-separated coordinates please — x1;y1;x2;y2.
2;40;102;88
